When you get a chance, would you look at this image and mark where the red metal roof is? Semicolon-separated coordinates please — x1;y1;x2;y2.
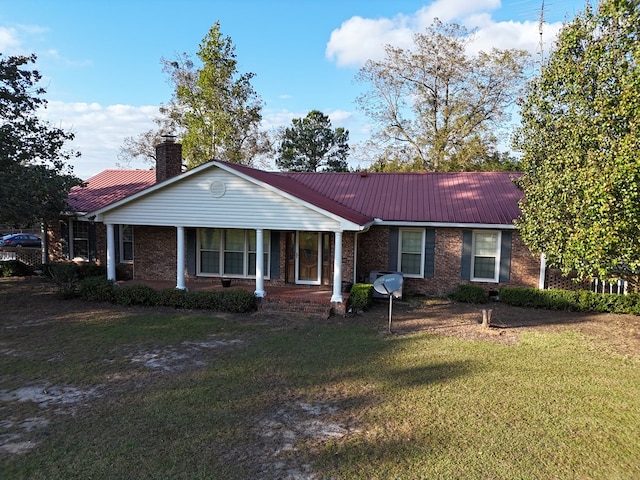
221;162;523;225
78;164;523;227
285;171;523;225
67;169;156;213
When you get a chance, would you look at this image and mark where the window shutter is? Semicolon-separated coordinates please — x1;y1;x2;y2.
499;231;512;283
114;225;121;262
60;220;70;259
388;227;399;271
461;230;472;280
424;228;435;278
186;228;196;275
270;231;280;279
88;223;97;262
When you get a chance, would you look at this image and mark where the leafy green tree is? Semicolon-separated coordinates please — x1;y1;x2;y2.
276;110;349;172
166;23;268;168
514;0;640;286
0;53;82;227
356;19;529;171
120;22;269;169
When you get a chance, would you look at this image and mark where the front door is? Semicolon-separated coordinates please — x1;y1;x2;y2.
296;232;321;284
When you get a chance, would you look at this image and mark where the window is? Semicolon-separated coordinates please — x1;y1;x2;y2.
472;231;501;282
198;228;269;278
398;229;424;277
71;220;89;260
120;225;134;262
200;229;221;274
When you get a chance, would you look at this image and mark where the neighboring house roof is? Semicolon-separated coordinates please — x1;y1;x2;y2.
67;170;156;214
221;162;523;226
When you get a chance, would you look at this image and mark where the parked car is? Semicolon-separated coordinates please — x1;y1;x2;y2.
0;234;42;248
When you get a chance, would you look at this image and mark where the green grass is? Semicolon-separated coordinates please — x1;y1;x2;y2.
1;286;639;479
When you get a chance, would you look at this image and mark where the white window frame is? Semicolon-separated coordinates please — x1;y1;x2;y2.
471;230;501;283
397;228;425;278
69;219;90;261
196;228;270;279
119;225;134;263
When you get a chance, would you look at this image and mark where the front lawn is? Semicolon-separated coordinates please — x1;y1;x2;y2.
1;278;638;479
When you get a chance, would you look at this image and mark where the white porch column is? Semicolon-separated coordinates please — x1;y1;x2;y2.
106;223;116;281
538;253;546;290
176;226;186;290
254;228;266;298
331;230;343;303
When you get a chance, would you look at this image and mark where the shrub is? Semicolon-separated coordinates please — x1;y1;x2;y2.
450;284;487;304
218;289;257;313
499;287;640;314
76;280;257;313
349;283;374;312
47;263;80;299
0;260;33;277
78;276;116;302
113;284;158;306
75;263;107;279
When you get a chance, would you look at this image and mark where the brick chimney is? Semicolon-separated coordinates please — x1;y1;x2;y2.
155;135;182;182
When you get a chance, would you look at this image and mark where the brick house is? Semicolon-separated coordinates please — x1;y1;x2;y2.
78;138;542;309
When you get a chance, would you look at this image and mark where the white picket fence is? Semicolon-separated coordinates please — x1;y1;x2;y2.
590;278;628;295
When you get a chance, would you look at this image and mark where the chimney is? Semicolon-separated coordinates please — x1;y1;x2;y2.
155;135;182;182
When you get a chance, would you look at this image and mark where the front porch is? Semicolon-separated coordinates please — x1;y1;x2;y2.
117;279;349;319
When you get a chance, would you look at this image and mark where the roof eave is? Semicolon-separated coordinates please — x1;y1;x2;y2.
375;220;518;229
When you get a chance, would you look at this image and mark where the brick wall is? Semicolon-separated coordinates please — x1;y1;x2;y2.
356;225;540;297
134;226;177;280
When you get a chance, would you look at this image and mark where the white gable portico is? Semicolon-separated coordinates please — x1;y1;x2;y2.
91;161;372;303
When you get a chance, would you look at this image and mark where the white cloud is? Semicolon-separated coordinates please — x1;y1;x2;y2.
326;15;415;67
38;101;160;179
0;26;21;53
326;0;565;67
0;24;49;55
414;0;501;26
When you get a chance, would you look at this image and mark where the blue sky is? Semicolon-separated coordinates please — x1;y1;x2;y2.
2;0;587;179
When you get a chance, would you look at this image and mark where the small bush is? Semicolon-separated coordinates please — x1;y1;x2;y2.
349;283;374;311
450;284;487;304
0;260;33;277
47;263;80;299
113;284;158;306
78;276;116;302
218;289;258;313
76;263;107;280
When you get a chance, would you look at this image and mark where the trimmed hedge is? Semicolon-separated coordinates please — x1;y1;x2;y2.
76;277;257;313
499;287;640;315
349;283;374;311
449;284;488;304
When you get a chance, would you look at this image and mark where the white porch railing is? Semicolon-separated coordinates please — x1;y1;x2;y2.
590;278;628;295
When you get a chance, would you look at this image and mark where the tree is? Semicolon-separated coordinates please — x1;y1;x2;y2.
0;53;82;227
513;0;640;287
356;19;529;171
276;110;349;172
119;22;270;169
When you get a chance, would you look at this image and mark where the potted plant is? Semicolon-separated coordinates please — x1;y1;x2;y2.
221;278;232;288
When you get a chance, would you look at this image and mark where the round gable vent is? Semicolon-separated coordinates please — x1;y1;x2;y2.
209;180;226;198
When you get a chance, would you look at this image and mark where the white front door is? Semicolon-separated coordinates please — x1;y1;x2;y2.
296;232;321;284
